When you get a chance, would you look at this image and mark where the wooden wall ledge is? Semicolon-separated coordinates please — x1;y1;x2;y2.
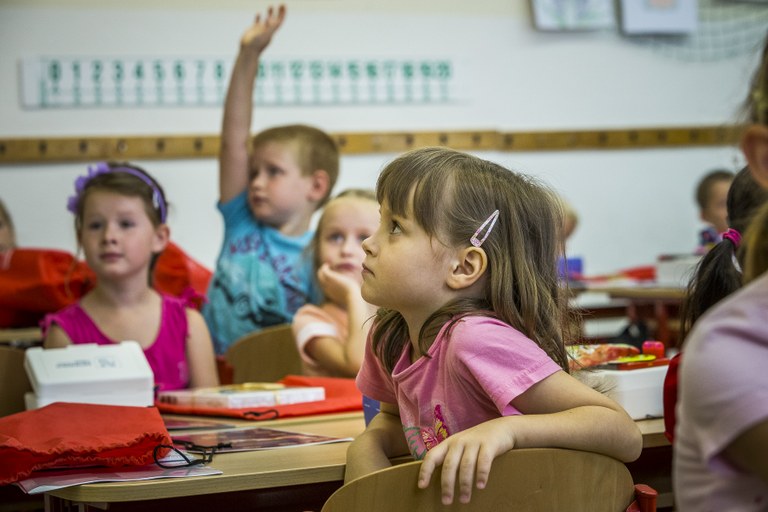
0;126;742;163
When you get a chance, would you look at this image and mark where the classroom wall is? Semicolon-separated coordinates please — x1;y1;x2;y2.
0;1;763;275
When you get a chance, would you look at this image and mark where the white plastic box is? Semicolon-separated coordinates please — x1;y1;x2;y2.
24;341;154;409
578;365;667;420
655;254;702;287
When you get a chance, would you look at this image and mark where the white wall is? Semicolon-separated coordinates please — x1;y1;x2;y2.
0;1;761;275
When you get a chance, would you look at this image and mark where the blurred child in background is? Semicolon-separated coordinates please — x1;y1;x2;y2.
694;169;734;251
42;162;219;391
203;5;338;354
292;189;379;377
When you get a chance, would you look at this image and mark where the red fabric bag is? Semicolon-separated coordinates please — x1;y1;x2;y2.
154;242;213;310
0;403;171;485
0;249;94;328
0;243;210;328
155;376;363;420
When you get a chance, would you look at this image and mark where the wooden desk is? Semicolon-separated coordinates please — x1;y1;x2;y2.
46;412;366;512
44;414;670;512
0;327;42;345
572;284;685;348
603;286;684;348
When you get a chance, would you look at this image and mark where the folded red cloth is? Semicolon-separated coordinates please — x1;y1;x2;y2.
155;375;363;420
0;403;171;485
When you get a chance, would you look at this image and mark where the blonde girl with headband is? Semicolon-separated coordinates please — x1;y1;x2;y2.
345;147;642;504
42;162;219;391
673;34;768;511
291;189;379;377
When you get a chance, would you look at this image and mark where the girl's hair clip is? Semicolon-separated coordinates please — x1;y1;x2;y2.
470;209;500;247
67;162;167;223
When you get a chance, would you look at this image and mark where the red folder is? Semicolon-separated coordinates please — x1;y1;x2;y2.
155;376;363;420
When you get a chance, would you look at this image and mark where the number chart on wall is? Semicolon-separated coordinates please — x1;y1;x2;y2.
20;56;461;109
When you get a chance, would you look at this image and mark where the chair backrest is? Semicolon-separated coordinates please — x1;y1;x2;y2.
0;346;33;417
225;324;302;383
323;448;640;512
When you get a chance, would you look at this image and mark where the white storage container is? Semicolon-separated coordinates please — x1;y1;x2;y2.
24;341;154;409
655;254;701;287
577;365;667;420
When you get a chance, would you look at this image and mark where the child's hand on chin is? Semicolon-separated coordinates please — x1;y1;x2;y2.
317;263;360;306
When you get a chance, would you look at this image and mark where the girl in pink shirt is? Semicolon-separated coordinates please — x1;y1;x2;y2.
42;162;218;391
346;147;642;505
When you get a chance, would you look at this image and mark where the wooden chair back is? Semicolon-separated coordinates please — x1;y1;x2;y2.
0;346;33;417
323;448;654;512
225;324;302;383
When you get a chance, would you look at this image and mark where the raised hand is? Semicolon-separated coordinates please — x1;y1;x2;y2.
240;4;286;55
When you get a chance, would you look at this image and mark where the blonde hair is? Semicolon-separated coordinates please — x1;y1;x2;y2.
740;33;768;282
309;188;377;273
743;202;768;284
370;147;570;373
251;124;340;208
745;32;768;126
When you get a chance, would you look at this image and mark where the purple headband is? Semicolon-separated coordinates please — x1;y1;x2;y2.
67;162;167;223
722;228;741;248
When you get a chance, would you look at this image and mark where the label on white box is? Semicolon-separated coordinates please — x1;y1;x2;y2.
24;341;154;408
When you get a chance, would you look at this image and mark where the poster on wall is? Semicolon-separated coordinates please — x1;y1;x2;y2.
19;56;463;109
620;0;698;34
530;0;616;31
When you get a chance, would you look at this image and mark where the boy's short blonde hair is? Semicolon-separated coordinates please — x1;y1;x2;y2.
252;124;340;208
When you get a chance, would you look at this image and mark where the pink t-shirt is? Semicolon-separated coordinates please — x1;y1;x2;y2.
356;315;562;460
41;295;191;391
291;303;349;377
674;272;768;511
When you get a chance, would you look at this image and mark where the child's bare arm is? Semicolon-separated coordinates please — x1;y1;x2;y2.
185;309;220;388
304;264;376;377
418;370;642;505
219;5;286;203
43;325;73;349
344;402;410;483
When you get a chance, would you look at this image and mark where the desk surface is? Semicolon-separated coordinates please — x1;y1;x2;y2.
0;327;42;344
49;411;364;503
600;286;685;301
47;412;666;504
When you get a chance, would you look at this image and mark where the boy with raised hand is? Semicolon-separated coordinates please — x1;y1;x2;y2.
204;5;339;354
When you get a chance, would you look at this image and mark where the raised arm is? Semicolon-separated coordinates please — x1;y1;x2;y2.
219;5;286;203
418;370;642;505
304;264;377;377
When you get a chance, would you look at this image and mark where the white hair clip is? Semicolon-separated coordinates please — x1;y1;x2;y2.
470;209;500;247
